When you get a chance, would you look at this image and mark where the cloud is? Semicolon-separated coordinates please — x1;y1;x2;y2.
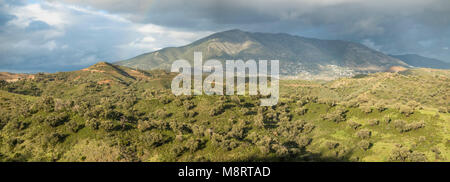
49;0;450;62
0;0;211;72
1;0;450;73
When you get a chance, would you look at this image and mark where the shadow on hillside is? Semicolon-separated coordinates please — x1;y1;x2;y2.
234;150;355;162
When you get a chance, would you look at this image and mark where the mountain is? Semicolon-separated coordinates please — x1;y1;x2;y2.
390;54;450;69
115;29;408;78
0;72;35;82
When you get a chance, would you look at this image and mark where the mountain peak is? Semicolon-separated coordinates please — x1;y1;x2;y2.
116;30;408;78
199;29;252;43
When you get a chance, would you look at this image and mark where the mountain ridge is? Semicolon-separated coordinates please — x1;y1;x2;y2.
390;54;450;69
115;29;408;79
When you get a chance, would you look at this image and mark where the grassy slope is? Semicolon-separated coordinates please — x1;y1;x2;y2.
0;65;448;162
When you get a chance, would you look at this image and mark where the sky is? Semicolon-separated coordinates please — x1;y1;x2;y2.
0;0;449;72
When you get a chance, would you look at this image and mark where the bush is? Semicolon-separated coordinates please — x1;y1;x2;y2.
230;95;241;105
185;138;205;153
183;111;198;118
67;122;84;133
141;133;170;147
254;113;264;128
296;136;312;148
368;119;379;126
325;141;339;149
227;122;246;140
384;116;391;124
160;96;173;104
240;108;252;115
294;107;308;115
183;100;195;110
137;120;153;132
348;121;362;130
321;112;346;123
356;129;371;139
438;107;448;113
209;104;225;116
399;105;414;116
100;120;117;132
393;120;425;133
86;118;100;130
155;109;172;119
360;106;372;114
389;146;427;162
45;113;70;127
44;132;68;146
358;140;371;151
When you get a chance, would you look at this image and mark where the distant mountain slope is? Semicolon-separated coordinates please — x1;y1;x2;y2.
0;72;35;82
390;54;450;69
115;29;408;78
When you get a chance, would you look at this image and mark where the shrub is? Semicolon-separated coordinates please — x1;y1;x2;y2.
44;132;68;146
86;118;100;130
348;121;362;130
358;140;372;151
321;111;346;123
137;120;153;132
155;109;172;119
100;120;117;132
296;136;312;148
294;107;308;115
45;113;70;127
209;104;225;116
325;141;339;150
240;108;252;115
230;95;241;104
171;145;188;157
356;129;371;139
183;100;195;110
296;100;307;107
254;113;264;128
438;107;448;113
399;105;414;116
160;96;173;104
141;133;170;147
227;123;246;140
408;121;425;131
67;122;84;133
393;120;425;133
368;119;380;126
360;106;372;114
384;116;391;124
389;146;427;162
183;111;198;118
185;138;205;153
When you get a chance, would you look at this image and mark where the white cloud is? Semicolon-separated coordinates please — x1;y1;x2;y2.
361;39;382;51
8;3;69;28
0;0;214;72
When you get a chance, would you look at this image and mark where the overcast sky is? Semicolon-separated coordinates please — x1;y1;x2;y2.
1;0;449;72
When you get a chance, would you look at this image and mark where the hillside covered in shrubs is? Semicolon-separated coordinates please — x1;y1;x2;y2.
0;62;448;162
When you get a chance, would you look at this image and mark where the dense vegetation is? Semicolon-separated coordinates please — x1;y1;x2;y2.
0;62;448;162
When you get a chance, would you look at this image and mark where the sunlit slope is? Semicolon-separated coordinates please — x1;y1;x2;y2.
0;64;448;162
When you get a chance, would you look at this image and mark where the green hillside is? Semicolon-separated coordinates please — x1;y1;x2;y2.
0;63;448;162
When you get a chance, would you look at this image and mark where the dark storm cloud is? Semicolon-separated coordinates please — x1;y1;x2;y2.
2;0;449;73
55;0;450;61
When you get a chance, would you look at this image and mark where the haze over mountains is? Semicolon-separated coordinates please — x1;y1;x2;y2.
390;54;450;69
116;29;413;79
